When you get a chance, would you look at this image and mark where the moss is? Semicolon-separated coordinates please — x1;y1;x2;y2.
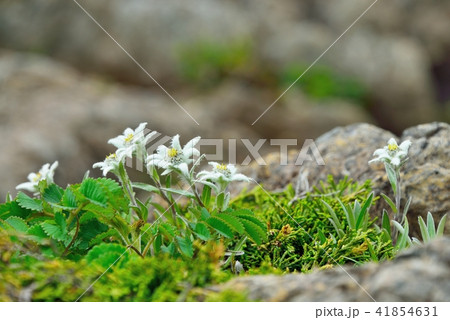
230;176;394;272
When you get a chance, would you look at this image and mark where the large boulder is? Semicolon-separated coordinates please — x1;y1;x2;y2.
243;122;450;237
217;237;450;301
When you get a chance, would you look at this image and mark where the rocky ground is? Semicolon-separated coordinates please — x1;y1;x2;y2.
241;122;450;237
216;237;450;301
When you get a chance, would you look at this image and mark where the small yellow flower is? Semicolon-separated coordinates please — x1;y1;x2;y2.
167;148;178;158
124;133;134;144
216;163;227;171
388;143;398;151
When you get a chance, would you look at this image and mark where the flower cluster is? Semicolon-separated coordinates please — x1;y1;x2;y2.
369;138;411;169
16;161;59;193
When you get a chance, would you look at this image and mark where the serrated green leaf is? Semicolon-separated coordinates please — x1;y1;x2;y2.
206;216;233;238
194;222;211;241
61;188;78;210
16;192;43;212
80;179;107;207
240;219;267;245
0;201;34;220
85;243;128;268
89;229;121;246
217;213;245;234
79;211;97;224
176;236;193;258
54;212;66;230
43;184;64;205
231;210;266;231
158;223;177;238
41;220;68;241
5;216;29;232
26;224;47;242
201;208;211;220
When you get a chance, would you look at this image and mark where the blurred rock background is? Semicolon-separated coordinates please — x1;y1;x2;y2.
0;0;449;198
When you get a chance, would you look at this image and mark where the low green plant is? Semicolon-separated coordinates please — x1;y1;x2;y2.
0;231;236;301
368;138;447;250
1;123;266;271
231;177;394;272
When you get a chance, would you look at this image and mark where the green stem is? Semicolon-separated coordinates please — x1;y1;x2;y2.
62;217;80;256
142;234;157;257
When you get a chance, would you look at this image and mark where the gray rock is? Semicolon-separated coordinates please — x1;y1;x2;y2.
218;237;450;301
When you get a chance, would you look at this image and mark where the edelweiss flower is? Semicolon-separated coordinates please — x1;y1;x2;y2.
369;138;412;168
147;134;200;177
16;161;59;193
197;162;250;193
108;122;157;161
93;153;121;176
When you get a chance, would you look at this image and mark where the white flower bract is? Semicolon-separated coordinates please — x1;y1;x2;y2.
369;138;412;168
16;161;59;193
93;153;121;176
108;122;157;161
146;134;201;177
197;162;250;193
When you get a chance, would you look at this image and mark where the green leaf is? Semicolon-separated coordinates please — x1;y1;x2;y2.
16;192;43;212
381;193;397;214
426;212;436;238
158;223;177;238
217;213;245;234
55;212;66;230
176;236;193;258
385;163;397;195
216;193;225;210
43;184;64;205
27;224;47;243
161;187;195;198
356;192;373;229
132;182;160;194
381;210;391;237
61;188;78;210
339;199;355;229
201;185;212;207
403;196;412;216
417;216;429;243
436;214;447;236
89;229;121;246
321;200;342;231
240;219;267;245
0;201;33;220
206;216;233;238
200;208;211;220
231;209;266;231
5;216;29;232
85;243;128;268
194;222;211;241
41;220;68;241
80;179;107;207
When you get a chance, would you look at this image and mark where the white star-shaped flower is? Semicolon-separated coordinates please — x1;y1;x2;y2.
93;153;121;176
369;138;411;168
108;122;157;161
16;161;59;193
147;134;200;177
196;162;250;193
